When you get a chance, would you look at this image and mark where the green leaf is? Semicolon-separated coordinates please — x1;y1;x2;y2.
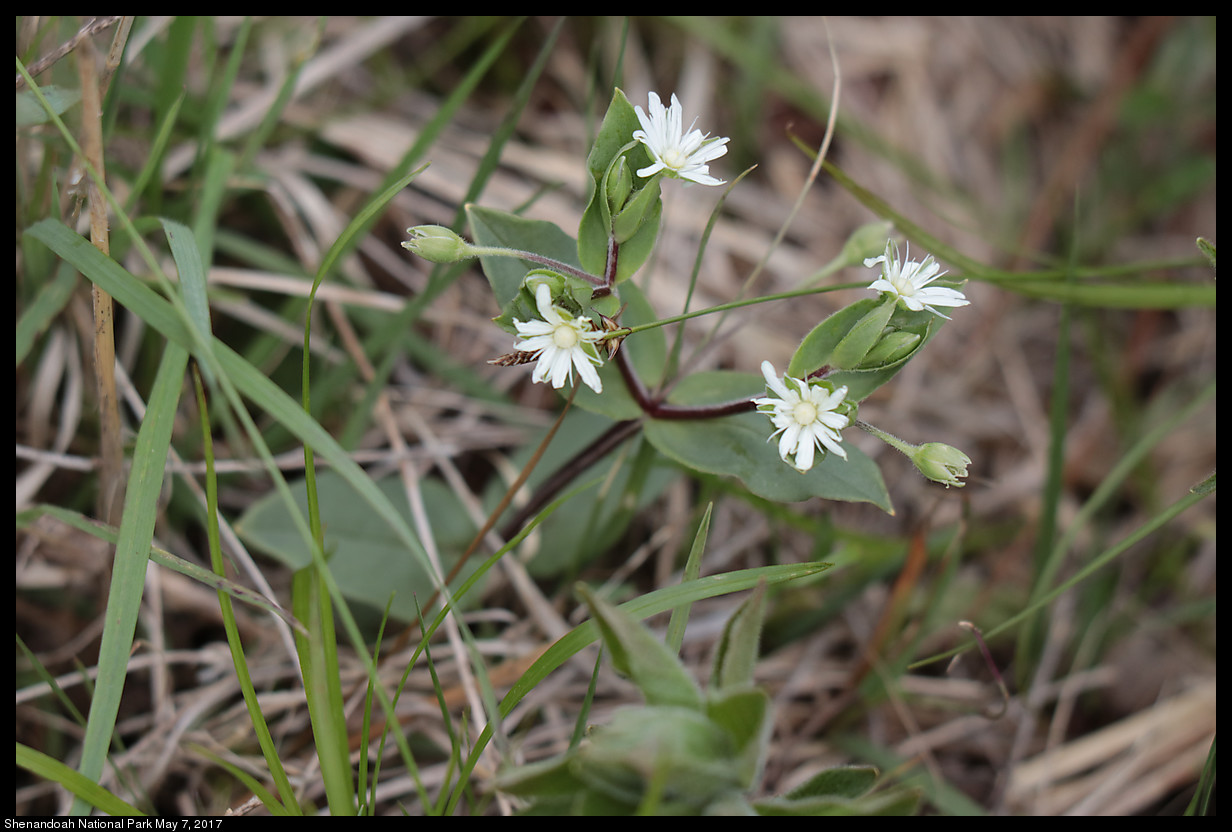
710;580;768;691
16;85;80;127
665;503;712;653
160;218;216;377
465;204;586;310
574;706;743;810
494;754;588;800
643;371;893;511
783;764;880;800
75;344;188;812
705;687;772;789
450;559;832;815
752;787;921;816
576;584;704;711
236;471;481;623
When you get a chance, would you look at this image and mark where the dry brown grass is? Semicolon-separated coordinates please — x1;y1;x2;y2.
16;16;1215;815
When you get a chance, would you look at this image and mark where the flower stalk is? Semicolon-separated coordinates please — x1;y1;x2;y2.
856;419;971;488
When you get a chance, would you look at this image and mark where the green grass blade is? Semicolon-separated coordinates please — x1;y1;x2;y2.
71;343;188;814
192;368;302;813
185;743;294;816
15;504;302;632
17;742;146;817
15;259;76;366
914;472;1214;671
665;503;713;654
1184;734;1216;816
122;90;186;215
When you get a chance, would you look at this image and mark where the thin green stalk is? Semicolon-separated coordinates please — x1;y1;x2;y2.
613;281;865;339
911;473;1215;671
1016;268;1075;681
193;368;300;814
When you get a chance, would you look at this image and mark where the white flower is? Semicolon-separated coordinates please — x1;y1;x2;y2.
513;283;606;394
864;241;969;319
754;361;850;473
632;92;729;186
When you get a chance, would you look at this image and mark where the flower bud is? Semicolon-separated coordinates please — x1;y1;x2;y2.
857;328;922;370
605;156;634;217
401;225;474;263
911;442;972;488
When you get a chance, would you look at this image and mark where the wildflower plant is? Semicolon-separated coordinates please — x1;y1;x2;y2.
404;88;975;509
496;581;921;815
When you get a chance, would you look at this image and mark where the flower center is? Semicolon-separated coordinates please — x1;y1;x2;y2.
552;323;580;350
792;401;819;426
662;147;688;171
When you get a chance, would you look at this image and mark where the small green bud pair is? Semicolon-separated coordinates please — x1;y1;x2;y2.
401;225;474;263
603;154;660;243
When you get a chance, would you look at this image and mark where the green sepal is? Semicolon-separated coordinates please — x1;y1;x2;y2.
789;298;938;402
828;295;897;370
490;269;619;336
858;329;922;369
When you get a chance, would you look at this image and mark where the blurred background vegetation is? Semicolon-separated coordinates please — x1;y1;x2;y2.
16;16;1215;815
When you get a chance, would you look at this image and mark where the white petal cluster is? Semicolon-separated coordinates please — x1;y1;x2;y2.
864;241;969;319
632;92;729;186
754;361;850;473
513;283;606;394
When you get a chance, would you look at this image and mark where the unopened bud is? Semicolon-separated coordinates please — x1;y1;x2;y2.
605;156;633;217
912;442;972;488
857;420;972;489
858;329;922;369
401;225;474;263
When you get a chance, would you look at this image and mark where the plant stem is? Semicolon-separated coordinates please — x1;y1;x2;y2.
614;345;756;420
602;279;867;342
469;245;605;286
498;418;643;541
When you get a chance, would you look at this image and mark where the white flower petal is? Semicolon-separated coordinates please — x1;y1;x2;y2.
632;92;729;187
793;433;816;472
865;240;969;318
756;362;850;472
574;354;603;394
509;285;606;394
760;360;792;402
